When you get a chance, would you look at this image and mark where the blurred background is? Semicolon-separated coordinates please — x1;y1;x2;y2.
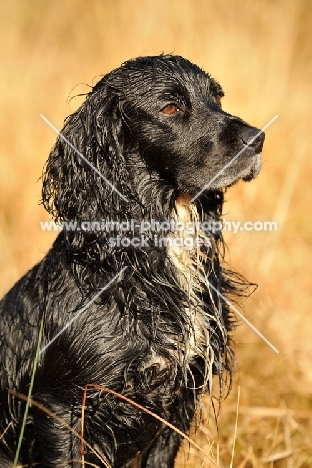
0;0;311;466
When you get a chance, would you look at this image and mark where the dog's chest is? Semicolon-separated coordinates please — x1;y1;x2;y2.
167;194;210;361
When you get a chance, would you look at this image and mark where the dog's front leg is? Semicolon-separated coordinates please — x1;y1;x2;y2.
139;425;184;468
31;392;82;468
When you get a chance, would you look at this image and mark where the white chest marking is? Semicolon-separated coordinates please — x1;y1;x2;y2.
167;194;213;363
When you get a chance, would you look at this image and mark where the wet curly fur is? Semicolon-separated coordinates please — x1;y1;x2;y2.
0;55;264;467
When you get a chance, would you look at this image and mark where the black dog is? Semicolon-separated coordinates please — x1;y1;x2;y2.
0;55;264;467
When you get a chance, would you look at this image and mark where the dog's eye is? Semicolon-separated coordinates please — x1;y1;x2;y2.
161;104;180;115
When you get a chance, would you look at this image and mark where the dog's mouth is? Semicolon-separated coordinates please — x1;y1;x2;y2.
175;148;262;195
241;152;262;182
201;152;263;191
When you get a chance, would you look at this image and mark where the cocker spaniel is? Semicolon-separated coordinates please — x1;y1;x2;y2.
0;55;264;467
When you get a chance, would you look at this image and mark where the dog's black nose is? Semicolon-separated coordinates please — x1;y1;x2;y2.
241;127;265;154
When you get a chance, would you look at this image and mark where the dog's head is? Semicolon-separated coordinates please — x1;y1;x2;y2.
42;55;264;222
114;55;265;193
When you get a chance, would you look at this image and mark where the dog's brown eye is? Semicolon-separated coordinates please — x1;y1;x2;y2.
161;104;179;115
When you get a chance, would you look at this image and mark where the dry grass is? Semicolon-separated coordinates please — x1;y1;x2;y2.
0;0;311;466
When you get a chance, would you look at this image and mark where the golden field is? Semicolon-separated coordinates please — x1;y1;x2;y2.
0;1;311;466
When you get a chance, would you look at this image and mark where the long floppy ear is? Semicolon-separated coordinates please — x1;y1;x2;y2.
42;80;132;224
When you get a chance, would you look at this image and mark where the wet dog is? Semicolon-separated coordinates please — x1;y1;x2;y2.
0;55;264;467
